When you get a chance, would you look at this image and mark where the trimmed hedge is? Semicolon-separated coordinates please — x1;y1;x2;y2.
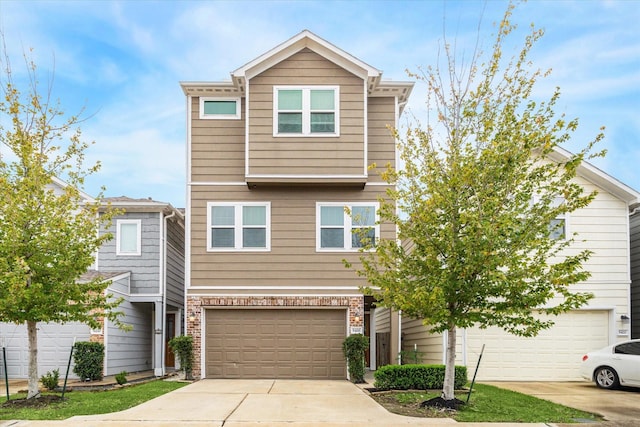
373;364;467;390
342;334;369;383
73;341;105;381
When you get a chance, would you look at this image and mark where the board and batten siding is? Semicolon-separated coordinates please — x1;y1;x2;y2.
247;48;366;177
630;212;640;339
100;212;161;294
190;97;246;183
105;276;153;375
190;185;393;290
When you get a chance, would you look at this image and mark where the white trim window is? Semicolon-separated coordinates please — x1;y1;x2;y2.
549;196;567;240
273;86;339;136
207;202;270;251
316;202;379;251
199;97;241;120
116;219;142;256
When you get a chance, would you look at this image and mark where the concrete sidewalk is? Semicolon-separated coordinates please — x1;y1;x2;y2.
2;379;555;427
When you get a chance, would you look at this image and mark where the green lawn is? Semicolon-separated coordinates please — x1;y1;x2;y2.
0;380;188;420
457;384;600;422
374;383;602;423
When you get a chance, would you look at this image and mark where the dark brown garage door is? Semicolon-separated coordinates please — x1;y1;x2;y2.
205;308;346;379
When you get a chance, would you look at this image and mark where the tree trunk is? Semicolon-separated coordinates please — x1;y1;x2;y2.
27;320;40;399
442;326;457;401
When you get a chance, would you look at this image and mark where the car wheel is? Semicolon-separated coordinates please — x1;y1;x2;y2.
595;367;620;389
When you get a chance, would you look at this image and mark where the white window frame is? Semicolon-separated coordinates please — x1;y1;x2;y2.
199;97;241;120
207;202;271;251
116;219;142;256
550;196;568;241
532;195;568;240
273;86;340;137
316;202;379;252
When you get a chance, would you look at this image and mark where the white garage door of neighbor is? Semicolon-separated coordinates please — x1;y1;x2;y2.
466;310;610;381
0;322;91;379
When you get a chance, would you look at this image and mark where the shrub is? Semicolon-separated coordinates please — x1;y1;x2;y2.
115;371;128;385
399;349;424;364
169;335;194;379
73;341;105;381
373;364;467;390
342;334;369;383
40;369;60;391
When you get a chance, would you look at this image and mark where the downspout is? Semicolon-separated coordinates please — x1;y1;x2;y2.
162;209;177;376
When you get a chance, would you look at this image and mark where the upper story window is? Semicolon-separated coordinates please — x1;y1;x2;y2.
274;86;339;137
207;202;270;251
316;202;378;251
116;219;141;256
199;97;241;120
549;196;567;240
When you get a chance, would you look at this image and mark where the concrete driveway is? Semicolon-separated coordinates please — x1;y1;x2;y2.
485;381;640;425
2;379;554;427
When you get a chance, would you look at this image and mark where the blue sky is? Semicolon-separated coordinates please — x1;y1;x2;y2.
1;0;638;208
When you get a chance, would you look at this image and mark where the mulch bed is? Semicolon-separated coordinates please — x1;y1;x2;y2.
2;394;65;409
368;390;464;418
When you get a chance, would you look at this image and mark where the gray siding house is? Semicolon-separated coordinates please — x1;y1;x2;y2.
96;197;185;376
0;188;185;379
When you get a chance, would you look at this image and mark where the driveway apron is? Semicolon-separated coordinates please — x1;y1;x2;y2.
3;379;553;427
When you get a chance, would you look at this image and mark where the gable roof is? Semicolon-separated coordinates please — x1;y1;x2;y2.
50;176;96;204
549;147;640;209
181;30;414;108
232;30;381;85
101;196;184;219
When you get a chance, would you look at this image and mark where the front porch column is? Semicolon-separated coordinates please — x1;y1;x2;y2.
153;300;164;376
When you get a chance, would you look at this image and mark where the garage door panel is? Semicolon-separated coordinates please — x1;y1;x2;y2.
467;310;609;381
205;308;346;379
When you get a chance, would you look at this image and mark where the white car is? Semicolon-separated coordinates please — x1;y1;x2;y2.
580;339;640;389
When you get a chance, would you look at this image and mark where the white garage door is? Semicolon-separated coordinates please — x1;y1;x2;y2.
0;322;91;379
466;310;610;381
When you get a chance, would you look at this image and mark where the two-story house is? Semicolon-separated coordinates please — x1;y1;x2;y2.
377;150;640;381
0;188;185;379
96;197;185;377
181;30;413;379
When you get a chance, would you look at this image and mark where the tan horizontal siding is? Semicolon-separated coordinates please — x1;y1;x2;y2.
368;97;396;183
247;48;366;177
189;185;394;288
190;96;245;182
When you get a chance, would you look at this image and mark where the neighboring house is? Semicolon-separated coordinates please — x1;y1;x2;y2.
377;150;640;381
629;211;640;339
181;30;413;379
95;197;185;376
0;187;185;379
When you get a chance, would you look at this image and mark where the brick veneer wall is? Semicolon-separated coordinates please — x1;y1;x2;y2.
186;295;364;379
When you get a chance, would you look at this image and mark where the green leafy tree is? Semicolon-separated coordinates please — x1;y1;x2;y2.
348;4;601;403
0;47;123;399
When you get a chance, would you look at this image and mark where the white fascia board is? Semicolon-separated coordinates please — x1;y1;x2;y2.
549;147;640;205
233;30;380;81
51;176;96;204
